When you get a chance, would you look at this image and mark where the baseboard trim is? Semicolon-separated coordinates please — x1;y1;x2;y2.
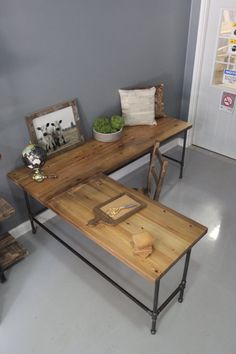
9;138;181;239
9;209;56;239
109;138;180;180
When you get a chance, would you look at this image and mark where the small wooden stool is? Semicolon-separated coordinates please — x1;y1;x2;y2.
0;233;28;283
0;154;28;282
0;198;27;283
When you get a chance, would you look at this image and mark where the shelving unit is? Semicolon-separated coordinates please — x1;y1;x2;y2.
0;156;27;283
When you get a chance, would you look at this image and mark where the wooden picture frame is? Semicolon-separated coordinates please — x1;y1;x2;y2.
25;99;84;158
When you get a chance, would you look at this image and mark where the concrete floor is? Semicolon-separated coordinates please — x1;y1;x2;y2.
1;146;236;354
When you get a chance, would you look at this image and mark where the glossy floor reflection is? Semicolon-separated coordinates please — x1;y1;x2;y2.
1;146;236;354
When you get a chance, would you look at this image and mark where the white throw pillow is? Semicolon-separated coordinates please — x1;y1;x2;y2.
119;87;156;126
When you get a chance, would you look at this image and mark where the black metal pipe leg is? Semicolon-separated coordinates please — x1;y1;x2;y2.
23;191;37;234
151;279;160;334
179;131;187;179
0;267;7;283
178;249;191;303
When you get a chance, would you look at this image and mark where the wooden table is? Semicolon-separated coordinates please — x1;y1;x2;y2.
26;174;207;334
8;117;205;334
8;117;192;205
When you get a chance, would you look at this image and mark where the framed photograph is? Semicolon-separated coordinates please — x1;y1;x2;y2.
25;99;84;158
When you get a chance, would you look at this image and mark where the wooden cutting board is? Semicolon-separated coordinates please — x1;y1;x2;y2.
88;192;147;225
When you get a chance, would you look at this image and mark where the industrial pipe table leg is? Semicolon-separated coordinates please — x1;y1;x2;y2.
178;249;191;303
0;266;6;283
179;130;187;179
23;191;37;234
151;279;160;334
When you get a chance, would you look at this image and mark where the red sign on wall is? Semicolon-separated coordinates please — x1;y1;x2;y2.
220;91;236;113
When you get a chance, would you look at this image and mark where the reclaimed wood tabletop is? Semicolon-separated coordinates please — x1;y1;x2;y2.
47;174;207;282
8;117;192;205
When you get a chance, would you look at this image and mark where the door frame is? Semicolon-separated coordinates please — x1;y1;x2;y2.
187;0;211;145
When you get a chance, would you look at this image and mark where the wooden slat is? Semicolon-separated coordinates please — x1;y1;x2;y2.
47;175;207;282
0;232;16;249
0;233;28;270
8;117;192;205
0;198;15;222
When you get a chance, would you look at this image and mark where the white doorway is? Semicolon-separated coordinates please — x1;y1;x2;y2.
189;0;236;159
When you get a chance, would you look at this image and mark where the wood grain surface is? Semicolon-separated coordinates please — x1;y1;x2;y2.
48;174;207;282
8;117;192;205
0;233;28;270
0;198;15;222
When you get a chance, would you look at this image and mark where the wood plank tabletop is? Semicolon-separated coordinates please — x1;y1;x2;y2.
8;117;192;205
47;174;207;282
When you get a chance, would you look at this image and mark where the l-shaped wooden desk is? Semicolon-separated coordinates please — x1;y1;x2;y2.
8;117;208;334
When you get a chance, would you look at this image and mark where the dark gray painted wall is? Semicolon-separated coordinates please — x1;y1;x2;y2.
180;0;201;119
0;0;193;232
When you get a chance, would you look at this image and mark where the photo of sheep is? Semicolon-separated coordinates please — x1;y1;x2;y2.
26;99;84;157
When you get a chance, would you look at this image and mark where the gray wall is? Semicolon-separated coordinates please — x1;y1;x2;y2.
180;0;201;120
180;0;201;119
0;0;193;232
